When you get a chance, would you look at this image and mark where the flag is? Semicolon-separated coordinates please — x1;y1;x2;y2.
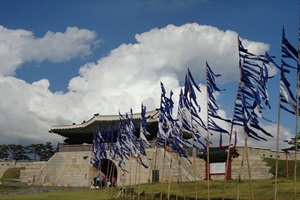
278;25;300;116
219;132;222;147
56;142;60;153
232;37;276;141
181;69;208;149
159;82;192;162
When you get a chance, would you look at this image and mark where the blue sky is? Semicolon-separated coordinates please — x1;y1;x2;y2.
0;0;299;149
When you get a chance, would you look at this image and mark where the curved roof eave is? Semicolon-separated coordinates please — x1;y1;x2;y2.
49;109;160;132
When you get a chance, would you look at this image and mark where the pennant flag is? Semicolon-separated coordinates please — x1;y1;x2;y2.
180;69;208;149
219;132;223;147
206;62;230;136
232;37;276;141
159;82;192;162
279;25;300;116
56;142;60;153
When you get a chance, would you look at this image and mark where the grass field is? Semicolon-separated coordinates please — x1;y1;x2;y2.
0;159;300;199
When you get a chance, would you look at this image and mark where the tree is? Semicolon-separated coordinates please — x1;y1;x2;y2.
27;144;45;160
39;142;54;161
0;144;9;159
283;132;300;152
7;144;30;161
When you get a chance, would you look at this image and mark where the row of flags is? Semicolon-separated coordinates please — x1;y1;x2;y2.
89;25;300;171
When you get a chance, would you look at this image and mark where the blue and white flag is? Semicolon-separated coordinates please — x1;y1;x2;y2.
279;26;300;115
206;62;230;135
232;37;276;141
159;82;192;162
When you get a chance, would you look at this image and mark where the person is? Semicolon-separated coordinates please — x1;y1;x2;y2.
103;175;108;187
107;180;111;187
111;176;117;187
120;173;126;187
90;179;95;189
96;174;101;189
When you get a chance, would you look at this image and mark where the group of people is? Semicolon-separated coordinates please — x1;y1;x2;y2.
91;174;117;189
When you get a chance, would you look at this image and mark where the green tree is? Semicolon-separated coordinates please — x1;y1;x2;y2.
7;144;30;161
283;132;300;152
0;144;9;159
27;144;44;160
39;142;54;161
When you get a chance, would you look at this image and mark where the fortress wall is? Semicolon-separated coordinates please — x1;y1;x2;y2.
235;146;300;160
20;145;296;187
0;160;33;179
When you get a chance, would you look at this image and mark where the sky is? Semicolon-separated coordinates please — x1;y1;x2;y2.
0;0;299;150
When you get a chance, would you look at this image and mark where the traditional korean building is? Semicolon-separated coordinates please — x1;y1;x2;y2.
49;109;160;144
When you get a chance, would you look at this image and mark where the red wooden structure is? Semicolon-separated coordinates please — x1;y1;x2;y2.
198;146;239;180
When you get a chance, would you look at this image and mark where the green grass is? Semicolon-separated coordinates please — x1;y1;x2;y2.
0;159;300;199
0;179;299;200
263;158;300;179
1;167;25;180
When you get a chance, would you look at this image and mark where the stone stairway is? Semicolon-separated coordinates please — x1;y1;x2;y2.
151;148;205;182
231;154;272;180
20;151;95;187
19;161;47;184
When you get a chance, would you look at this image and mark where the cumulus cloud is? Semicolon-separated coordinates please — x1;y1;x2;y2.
0;26;99;76
0;23;289;149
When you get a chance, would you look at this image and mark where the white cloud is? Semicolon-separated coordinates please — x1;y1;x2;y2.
0;23;289;149
0;26;99;76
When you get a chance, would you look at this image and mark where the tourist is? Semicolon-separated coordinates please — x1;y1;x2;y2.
103;175;108;187
120;173;126;187
111;176;117;187
96;174;101;189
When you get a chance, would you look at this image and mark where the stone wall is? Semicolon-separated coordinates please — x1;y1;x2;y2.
0;160;33;179
20;151;97;187
19;145;277;187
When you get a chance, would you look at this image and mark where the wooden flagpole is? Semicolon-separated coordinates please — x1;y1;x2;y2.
138;159;141;200
160;144;167;200
274;28;284;199
205;63;210;200
243;126;254;200
293;28;300;199
236;144;245;200
222;36;242;200
167;158;172;200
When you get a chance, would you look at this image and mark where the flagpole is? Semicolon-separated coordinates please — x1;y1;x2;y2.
242;116;254;200
176;103;184;200
236;143;245;200
222;36;242;200
274;25;285;200
138;158;141;200
189;81;198;200
293;22;300;199
167;158;172;200
205;62;210;200
160;142;167;200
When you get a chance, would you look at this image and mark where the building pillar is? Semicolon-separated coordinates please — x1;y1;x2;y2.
226;159;232;180
204;161;211;180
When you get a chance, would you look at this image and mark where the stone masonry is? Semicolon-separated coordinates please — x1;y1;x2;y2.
19;145;279;187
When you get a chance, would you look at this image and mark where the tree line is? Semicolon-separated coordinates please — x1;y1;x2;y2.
0;142;56;161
